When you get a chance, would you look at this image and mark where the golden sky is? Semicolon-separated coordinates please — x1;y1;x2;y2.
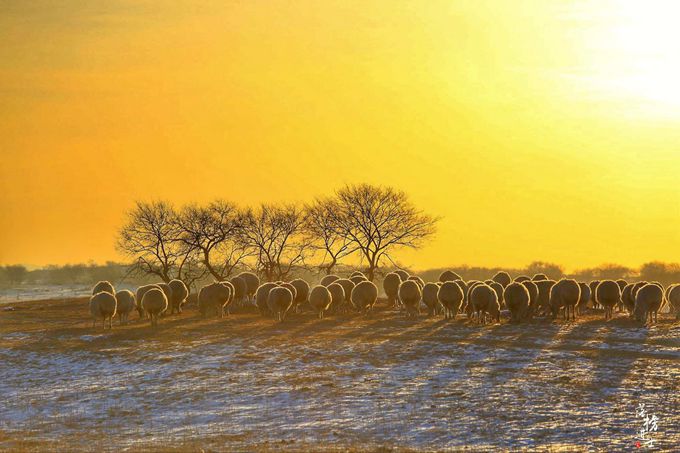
1;0;679;270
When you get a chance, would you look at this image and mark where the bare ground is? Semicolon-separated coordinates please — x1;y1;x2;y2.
0;298;678;452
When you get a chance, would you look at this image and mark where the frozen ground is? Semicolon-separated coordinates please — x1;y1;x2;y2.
0;286;89;305
0;297;678;451
0;284;142;305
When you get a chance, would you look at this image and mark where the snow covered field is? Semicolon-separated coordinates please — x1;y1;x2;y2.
0;285;139;305
0;298;678;451
0;286;89;305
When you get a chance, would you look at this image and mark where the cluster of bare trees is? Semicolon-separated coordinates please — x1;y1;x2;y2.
116;184;438;285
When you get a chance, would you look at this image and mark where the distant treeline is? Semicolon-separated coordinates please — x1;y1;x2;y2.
0;262;149;288
3;260;680;289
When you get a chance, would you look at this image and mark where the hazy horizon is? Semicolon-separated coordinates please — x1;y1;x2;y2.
2;0;679;269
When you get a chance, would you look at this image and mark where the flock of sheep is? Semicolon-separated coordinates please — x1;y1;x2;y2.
88;269;680;329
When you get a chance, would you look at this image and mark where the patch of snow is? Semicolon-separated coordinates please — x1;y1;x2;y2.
0;320;678;450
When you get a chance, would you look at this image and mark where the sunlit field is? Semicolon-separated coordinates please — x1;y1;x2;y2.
1;278;679;451
3;0;680;451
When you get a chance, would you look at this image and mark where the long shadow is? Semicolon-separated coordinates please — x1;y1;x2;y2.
330;311;410;342
343;315;562;449
266;311;344;339
337;309;457;344
442;317;579;449
470;316;564;377
552;316;607;349
583;316;651;398
59;310;273;350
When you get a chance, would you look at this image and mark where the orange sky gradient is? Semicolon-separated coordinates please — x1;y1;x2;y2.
1;0;679;271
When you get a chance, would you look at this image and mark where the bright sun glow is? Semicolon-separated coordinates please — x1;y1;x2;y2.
3;1;680;269
586;0;680;110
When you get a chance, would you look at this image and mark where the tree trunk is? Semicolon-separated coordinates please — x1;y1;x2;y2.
367;266;376;282
326;256;337;276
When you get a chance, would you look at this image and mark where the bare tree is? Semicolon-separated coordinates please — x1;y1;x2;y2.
176;201;251;281
330;184;438;281
175;249;209;291
305;197;356;275
117;201;188;283
241;204;309;282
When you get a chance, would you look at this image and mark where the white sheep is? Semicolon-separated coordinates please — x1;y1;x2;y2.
577;282;591;315
327;282;346;313
504;282;530;322
634;283;663;325
135;284;162;319
549;279;580;321
309;285;333;319
92;281;115;296
621;283;636;314
666;284;680;320
320;274;340;287
255;282;278;316
351;281;379;314
382;272;402;308
237;271;260;301
141;287;167;327
595;280;621;321
229;276;248;307
398;280;422;318
520;280;538;317
268;286;294;322
439;270;462;282
114;290;136;325
350;274;368;285
421;282;441;316
492;271;512;288
89;291;117;329
198;282;232;318
534;279;556;316
394;269;410;282
168;279;189;314
290;278;310;309
437;281;464;320
470;284;499;324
